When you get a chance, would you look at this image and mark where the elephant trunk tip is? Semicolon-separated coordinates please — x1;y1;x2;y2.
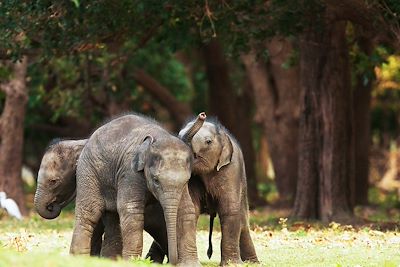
198;112;206;121
181;112;207;143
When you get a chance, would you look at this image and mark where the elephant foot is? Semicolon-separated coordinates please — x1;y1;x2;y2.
244;258;260;264
177;260;201;267
220;259;243;266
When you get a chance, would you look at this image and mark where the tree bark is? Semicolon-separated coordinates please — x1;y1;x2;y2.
203;39;264;207
242;38;301;206
353;34;373;206
293;19;354;222
0;57;29;215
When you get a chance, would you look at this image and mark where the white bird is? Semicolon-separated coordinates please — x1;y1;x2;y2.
0;192;22;220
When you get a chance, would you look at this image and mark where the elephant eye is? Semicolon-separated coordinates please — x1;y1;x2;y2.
206;139;212;145
153;177;160;187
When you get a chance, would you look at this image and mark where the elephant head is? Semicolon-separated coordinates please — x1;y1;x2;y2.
133;135;193;265
179;120;233;174
34;139;87;219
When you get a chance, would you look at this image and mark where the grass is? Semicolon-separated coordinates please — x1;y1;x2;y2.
0;209;400;267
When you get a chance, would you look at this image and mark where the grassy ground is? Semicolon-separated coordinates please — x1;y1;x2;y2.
0;208;400;267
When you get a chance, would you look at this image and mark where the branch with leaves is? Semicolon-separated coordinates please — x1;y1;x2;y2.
132;68;192;125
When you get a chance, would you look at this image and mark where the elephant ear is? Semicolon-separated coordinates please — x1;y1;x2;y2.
134;136;154;172
216;132;233;171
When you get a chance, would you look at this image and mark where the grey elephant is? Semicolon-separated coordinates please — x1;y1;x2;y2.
33;138;170;260
178;118;259;265
70;114;199;266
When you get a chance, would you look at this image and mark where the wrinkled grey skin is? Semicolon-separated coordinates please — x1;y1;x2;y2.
33;139;103;256
70;114;199;266
178;119;259;266
33;139;169;260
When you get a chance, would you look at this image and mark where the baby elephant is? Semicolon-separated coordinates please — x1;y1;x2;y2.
71;114;199;266
34;139;169;259
179;118;259;266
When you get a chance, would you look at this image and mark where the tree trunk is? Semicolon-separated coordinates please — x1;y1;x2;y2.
293;20;354;222
203;40;264;207
0;57;29;215
353;35;373;206
242;38;301;206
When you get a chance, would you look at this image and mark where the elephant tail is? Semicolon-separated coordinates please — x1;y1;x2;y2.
207;212;216;259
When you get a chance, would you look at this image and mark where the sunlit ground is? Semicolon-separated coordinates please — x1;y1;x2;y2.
0;207;400;267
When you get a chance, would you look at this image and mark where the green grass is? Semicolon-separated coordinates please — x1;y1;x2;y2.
1;210;400;267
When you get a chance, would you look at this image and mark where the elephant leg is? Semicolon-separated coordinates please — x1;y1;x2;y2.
90;219;104;256
144;202;167;263
239;226;258;262
117;179;146;260
101;211;122;258
219;212;242;265
176;185;200;266
146;241;165;263
70;187;104;255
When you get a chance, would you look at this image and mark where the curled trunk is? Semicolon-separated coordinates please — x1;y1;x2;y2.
181;112;206;143
34;188;76;219
34;189;62;219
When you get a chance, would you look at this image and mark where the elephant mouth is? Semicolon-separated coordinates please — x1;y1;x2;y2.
59;190;76;208
194;155;208;166
46;190;76;212
193;155;211;172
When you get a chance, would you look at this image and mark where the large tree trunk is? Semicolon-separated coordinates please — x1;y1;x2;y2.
293;20;354;222
0;57;29;215
203;40;264;207
242;38;301;206
353;34;373;206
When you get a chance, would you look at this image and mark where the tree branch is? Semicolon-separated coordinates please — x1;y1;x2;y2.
132;68;192;125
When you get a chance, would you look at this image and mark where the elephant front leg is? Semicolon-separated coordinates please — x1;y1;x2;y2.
117;175;147;260
219;213;242;266
118;203;144;259
118;205;145;259
177;186;200;267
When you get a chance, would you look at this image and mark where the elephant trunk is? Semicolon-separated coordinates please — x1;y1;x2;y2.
181;112;206;143
163;198;181;265
34;189;62;219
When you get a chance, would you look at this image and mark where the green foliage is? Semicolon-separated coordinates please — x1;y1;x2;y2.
0;0;330;60
123;40;193;103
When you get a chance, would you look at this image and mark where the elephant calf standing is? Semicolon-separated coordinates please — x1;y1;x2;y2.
69;114;199;266
179;118;259;266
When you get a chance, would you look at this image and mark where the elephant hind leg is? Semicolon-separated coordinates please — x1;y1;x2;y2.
145;241;165;263
91;220;104;256
101;211;122;258
239;227;259;263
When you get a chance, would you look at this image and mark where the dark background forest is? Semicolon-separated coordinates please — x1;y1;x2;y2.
2;0;400;224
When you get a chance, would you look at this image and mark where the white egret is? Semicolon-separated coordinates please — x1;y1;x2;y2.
0;192;22;220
